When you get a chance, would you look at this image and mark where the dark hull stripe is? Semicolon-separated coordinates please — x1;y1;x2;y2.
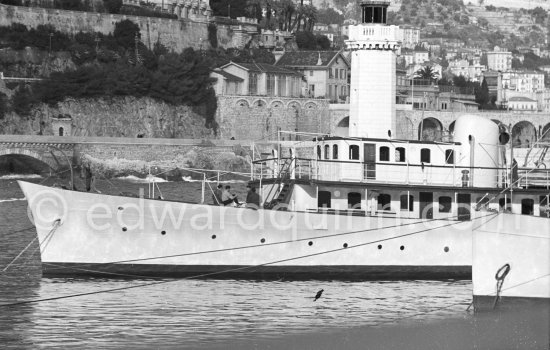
473;295;550;313
42;263;471;280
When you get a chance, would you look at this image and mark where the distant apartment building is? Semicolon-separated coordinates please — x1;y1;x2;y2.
413;49;429;64
275;50;350;103
502;70;545;93
487;50;512;71
448;59;486;82
211;62;302;97
508;96;538;111
398;26;420;49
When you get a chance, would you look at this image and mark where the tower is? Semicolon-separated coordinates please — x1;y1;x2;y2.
346;0;400;138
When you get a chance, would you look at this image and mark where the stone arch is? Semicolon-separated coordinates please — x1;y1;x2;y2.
270;100;284;108
0;148;57;170
542;123;550;142
336;117;349;128
449;121;456;135
418;117;443;141
287;100;301;109
235;99;250;107
512;121;537;148
252;99;267;108
334;116;349;137
304;101;318;109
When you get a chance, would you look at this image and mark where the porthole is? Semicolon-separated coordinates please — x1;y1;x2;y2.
261;238;266;243
211;234;216;239
161;230;166;235
400;245;405;251
343;243;348;248
308;241;313;246
377;244;382;249
122;227;127;232
444;246;449;252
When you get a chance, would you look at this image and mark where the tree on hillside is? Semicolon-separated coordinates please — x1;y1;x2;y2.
113;20;140;49
103;0;123;14
0;92;8;120
210;0;247;18
295;31;317;50
317;8;345;25
415;66;439;81
531;7;548;24
475;78;489;106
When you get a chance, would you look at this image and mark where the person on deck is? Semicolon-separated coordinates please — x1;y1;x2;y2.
246;185;260;209
221;185;240;206
212;184;223;205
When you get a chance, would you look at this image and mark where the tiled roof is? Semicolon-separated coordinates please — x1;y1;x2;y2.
212;69;243;82
227;62;302;76
275;51;346;68
509;96;536;102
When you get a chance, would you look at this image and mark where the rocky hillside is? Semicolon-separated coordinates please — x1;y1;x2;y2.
313;0;548;49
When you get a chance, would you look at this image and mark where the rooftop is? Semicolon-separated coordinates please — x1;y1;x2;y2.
275;51;348;68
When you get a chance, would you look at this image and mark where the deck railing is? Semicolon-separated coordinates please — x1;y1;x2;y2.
252;157;550;189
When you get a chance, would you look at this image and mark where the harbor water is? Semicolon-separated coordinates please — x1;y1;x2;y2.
0;175;547;349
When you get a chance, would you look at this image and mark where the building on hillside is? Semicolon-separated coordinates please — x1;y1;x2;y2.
211;62;303;97
487;50;512;71
538;65;550;74
413;49;429;64
210;69;244;95
448;59;486;82
398;26;420;49
259;29;293;49
507;96;538;111
275;50;350;103
502;70;545;93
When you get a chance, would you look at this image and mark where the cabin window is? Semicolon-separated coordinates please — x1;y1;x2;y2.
332;145;339;159
400;194;414;211
499;198;511;212
445;150;454;164
540;196;549;217
379;146;390;161
318;191;331;208
348;192;362;209
317;145;321;159
324;145;330;159
377;193;391;211
521;198;534;215
349;145;359;160
438;196;452;213
420;148;431;163
395;147;405;162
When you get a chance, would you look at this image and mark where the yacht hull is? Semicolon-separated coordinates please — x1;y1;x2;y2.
19;181;490;280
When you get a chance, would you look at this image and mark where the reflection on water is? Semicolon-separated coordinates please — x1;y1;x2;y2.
0;177;474;348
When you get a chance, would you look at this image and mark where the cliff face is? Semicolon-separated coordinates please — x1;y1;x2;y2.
0;96;215;139
0;47;76;78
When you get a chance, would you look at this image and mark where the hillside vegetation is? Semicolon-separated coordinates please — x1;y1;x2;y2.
0;19;275;128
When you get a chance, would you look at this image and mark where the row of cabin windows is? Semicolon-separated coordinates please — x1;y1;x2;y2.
319;192;549;217
318;144;454;164
378;194;452;213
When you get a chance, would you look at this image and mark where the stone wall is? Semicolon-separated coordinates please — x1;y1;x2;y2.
0;97;215;139
216;96;343;141
396;110;550;142
0;4;255;52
